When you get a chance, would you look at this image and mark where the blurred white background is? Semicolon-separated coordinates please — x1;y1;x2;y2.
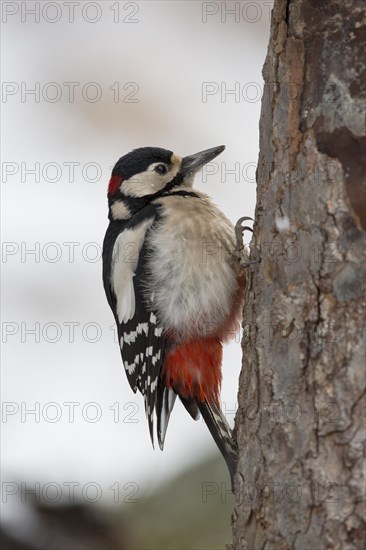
1;1;270;547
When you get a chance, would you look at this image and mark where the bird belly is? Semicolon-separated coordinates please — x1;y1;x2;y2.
146;195;242;340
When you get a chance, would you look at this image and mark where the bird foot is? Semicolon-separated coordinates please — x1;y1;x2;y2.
234;216;256;267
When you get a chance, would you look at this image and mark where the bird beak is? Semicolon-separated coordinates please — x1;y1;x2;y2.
181;145;225;177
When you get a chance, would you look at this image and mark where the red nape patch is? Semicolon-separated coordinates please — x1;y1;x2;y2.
162;338;223;405
108;175;123;194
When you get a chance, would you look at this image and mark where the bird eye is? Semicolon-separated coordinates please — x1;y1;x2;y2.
154;164;168;175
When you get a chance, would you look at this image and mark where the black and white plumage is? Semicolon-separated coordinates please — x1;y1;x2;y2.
103;202;164;443
102;146;245;486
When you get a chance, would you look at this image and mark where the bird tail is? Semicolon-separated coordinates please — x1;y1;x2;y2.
197;399;237;490
156;384;177;450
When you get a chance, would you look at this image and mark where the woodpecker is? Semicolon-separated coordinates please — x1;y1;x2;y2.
102;145;247;486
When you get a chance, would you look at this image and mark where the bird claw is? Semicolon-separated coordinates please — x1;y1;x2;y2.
240;258;259;267
234;216;256;267
236;216;254;224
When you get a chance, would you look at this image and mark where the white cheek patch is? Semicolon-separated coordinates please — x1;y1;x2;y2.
121;157;182;198
122;173;157;198
111;200;132;220
111;218;154;323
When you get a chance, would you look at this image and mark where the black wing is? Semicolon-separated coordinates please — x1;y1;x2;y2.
102;209;170;445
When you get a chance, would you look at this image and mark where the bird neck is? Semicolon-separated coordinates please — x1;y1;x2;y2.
108;188;201;221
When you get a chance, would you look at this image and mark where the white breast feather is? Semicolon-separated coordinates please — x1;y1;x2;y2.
111;218;153;323
148;192;238;337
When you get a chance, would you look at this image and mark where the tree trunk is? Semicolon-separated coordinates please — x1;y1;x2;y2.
231;1;365;549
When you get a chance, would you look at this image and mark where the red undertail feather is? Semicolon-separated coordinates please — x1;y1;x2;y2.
162;338;223;405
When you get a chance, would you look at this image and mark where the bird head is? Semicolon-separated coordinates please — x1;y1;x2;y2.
107;145;225;220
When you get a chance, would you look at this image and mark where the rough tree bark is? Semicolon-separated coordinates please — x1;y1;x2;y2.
231;1;365;549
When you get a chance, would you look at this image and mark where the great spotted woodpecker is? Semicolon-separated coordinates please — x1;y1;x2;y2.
102;145;247;486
